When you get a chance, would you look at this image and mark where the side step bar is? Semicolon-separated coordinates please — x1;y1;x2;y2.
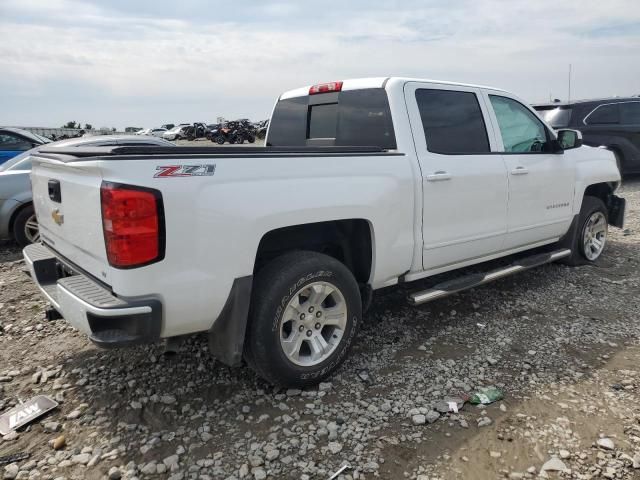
409;249;571;306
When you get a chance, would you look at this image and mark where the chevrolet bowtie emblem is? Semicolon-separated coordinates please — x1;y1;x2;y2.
51;209;64;226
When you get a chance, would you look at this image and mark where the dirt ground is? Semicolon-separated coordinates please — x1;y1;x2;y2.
1;177;639;480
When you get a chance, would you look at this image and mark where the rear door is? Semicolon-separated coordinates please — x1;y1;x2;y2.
483;92;575;250
404;82;509;270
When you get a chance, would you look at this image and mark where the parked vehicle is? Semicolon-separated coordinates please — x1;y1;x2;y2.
0;127;51;165
255;119;269;140
161;124;175;130
23;77;624;388
136;128;167;137
182;122;210;140
0;136;174;247
210;120;255;144
533;97;640;174
162;125;190;141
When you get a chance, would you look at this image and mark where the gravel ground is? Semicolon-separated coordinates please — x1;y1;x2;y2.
0;177;639;480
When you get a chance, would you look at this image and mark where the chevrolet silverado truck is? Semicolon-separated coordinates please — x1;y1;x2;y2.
23;77;625;387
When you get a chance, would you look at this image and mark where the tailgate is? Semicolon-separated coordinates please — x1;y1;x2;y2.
30;155;109;284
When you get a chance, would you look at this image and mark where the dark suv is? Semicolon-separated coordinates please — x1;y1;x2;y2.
533;97;640;174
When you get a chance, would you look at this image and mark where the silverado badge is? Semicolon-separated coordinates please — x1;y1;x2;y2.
51;208;64;226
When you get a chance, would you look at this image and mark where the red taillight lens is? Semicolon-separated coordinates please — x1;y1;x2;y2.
309;81;343;95
100;182;164;268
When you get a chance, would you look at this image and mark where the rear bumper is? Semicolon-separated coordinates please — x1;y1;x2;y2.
23;243;162;348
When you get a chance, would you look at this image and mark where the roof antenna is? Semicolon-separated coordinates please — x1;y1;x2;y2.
567;63;572;103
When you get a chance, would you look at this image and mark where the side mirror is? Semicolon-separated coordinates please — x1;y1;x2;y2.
556;129;583;150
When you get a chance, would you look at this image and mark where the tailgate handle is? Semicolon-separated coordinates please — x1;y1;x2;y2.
48;180;62;203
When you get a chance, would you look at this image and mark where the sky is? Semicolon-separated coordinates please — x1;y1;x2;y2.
1;0;639;130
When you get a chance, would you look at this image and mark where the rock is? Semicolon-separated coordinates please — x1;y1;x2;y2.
3;464;19;480
541;457;568;472
486;357;498;365
559;449;570;459
597;438;615;450
163;454;179;469
633;453;640;469
108;467;122;480
477;416;492;427
490;451;501;458
160;395;177;405
328;442;342;454
66;410;82;420
412;414;426;425
71;453;91;465
31;371;41;384
252;467;267;480
2;431;18;442
426;410;440;424
43;421;61;433
52;435;66;450
265;449;279;461
318;382;332;392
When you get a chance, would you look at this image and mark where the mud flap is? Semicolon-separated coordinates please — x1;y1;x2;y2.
208;276;253;367
607;195;625;228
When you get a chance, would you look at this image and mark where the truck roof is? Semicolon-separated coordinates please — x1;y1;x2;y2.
280;77;508;100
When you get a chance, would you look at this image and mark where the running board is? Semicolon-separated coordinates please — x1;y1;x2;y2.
408;249;571;306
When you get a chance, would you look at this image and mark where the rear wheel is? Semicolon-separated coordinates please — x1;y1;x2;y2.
244;251;361;387
564;196;608;266
13;205;39;247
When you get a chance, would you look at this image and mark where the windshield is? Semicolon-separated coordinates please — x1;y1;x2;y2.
168;126;184;132
534;106;573;128
0;147;37;171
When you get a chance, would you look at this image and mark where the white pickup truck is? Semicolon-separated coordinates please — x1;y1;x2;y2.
24;77;625;387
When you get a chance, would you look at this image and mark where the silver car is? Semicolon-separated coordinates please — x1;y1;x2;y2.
0;135;174;246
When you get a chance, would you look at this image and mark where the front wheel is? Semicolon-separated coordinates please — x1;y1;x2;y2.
564;196;608;266
244;251;362;387
13;205;40;247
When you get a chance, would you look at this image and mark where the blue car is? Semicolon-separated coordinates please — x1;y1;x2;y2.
0;127;51;165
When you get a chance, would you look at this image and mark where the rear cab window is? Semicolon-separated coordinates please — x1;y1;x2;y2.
267;88;397;149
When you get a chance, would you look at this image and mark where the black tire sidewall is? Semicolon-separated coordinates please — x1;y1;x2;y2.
576;196;608;262
13;205;36;248
247;253;361;386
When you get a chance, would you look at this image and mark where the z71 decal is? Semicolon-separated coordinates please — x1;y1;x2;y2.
154;164;216;178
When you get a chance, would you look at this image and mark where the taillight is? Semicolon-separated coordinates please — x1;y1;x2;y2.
100;182;164;268
309;81;343;95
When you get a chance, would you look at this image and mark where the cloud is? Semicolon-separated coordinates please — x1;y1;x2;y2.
1;0;639;129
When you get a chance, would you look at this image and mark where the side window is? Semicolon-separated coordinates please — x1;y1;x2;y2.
585;104;620;125
415;89;490;154
489;95;548;153
620;102;640;124
0;134;33;151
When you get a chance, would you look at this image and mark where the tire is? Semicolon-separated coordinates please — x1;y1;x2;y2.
247;134;256;144
236;136;244;144
563;196;608;266
13;205;40;248
244;251;362;387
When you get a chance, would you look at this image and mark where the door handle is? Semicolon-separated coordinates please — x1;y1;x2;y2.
511;166;529;175
426;171;452;182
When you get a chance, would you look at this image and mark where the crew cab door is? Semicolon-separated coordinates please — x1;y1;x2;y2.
482;92;575;249
404;82;508;270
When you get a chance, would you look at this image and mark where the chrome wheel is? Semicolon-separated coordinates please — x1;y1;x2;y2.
280;281;348;367
582;211;607;261
24;214;40;243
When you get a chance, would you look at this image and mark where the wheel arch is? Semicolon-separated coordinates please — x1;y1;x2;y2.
254;218;374;286
8;201;33;239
